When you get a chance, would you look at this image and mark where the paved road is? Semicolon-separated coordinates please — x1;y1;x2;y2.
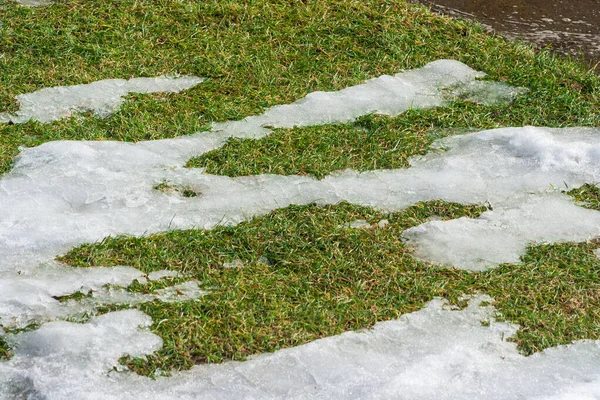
413;0;600;67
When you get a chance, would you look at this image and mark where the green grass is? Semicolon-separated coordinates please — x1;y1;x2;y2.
569;184;600;210
0;336;10;361
53;290;92;303
60;201;488;373
153;180;200;198
61;195;600;375
187;113;473;178
1;0;599;176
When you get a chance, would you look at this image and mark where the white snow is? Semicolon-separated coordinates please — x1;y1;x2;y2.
222;259;245;269
13;0;53;6
344;219;374;229
2;296;600;399
0;76;204;124
377;219;390;228
0;59;599;398
203;60;520;142
402;193;600;269
147;270;181;281
0;261;204;328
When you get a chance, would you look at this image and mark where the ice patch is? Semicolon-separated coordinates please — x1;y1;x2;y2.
154;281;206;302
221;259;245;269
344;219;374;229
0;263;145;327
402;193;600;269
66;280;205;315
377;219;390;228
0;262;204;328
447;80;528;106
1;296;600;399
13;0;52;6
0;76;204;124
147;270;181;281
204;59;507;141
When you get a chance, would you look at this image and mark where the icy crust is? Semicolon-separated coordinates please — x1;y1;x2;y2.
2;296;600;399
0;76;204;124
206;59;488;139
0;262;205;327
0;263;144;327
13;0;53;6
402;193;600;269
447;80;528;106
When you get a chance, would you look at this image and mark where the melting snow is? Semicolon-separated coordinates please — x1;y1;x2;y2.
0;261;205;328
0;59;599;398
13;0;53;6
147;270;181;281
344;219;374;229
0;76;204;124
1;296;600;399
205;60;519;141
402;192;600;269
221;259;245;269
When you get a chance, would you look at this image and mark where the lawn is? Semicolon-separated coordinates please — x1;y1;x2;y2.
1;0;600;379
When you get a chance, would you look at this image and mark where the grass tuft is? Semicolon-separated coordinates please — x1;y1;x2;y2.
0;336;11;361
154;180;201;198
568;184;600;210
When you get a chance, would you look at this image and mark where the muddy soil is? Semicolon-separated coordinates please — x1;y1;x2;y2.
413;0;600;67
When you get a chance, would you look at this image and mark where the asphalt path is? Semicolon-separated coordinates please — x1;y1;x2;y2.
413;0;600;67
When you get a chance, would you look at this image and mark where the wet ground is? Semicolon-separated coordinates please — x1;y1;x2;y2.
412;0;600;67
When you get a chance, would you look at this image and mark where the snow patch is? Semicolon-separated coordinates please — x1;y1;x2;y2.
1;296;600;399
147;270;181;281
403;193;600;269
0;263;145;327
205;59;505;142
0;261;204;328
343;219;391;229
0;76;204;124
377;219;390;228
447;80;528;106
344;219;374;229
221;259;245;269
13;0;53;6
154;281;206;302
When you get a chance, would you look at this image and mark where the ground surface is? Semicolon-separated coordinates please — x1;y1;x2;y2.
1;1;600;398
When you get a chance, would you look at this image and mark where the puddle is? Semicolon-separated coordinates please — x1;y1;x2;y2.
412;0;600;67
